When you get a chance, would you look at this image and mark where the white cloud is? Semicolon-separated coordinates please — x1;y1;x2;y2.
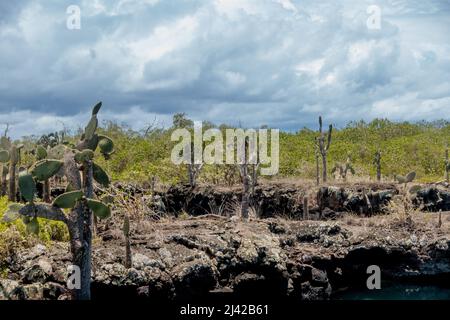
0;0;449;137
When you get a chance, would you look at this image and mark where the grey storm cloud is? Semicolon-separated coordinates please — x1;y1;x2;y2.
0;0;450;138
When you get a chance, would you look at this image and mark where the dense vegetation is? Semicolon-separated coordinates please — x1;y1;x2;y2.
1;112;449;298
16;117;447;185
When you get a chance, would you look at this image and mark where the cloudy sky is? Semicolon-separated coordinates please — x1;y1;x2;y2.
1;0;449;138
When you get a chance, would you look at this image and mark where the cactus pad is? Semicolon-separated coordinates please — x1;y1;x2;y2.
75;149;95;163
36;145;47;160
406;171;416;183
0;150;10;163
93;162;110;187
85;115;98;140
1;203;24;223
0;136;11;150
19;172;36;203
10;145;18;165
98;135;114;155
87;199;111;219
395;175;406;184
31;159;64;181
87;133;100;151
123;215;130;236
92;102;102;116
48;145;66;160
53;190;84;209
26;217;40;235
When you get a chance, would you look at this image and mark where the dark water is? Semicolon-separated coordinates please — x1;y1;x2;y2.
334;284;450;300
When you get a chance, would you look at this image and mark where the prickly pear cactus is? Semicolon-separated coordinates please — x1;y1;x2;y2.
1;102;115;300
395;171;416;184
331;154;355;181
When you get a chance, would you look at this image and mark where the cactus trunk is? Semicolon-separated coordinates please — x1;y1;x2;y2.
123;214;132;268
74;160;94;300
315;153;320;186
125;235;132;268
377;162;381;182
1;164;7;196
303;196;309;220
321;154;328;183
43;179;51;203
62;152;91;300
241;166;250;220
239;139;251;220
375;151;382;182
124;218;132;268
8;161;16;202
315;116;332;184
188;165;195;187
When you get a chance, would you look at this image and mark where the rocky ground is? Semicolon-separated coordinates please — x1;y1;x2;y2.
1;209;450;300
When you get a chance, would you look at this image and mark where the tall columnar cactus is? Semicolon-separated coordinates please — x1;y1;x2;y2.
238;138;251;220
303;196;309;220
3;102;114;300
187;142;203;187
315;116;332;183
445;145;449;183
250;157;260;194
374;150;382;182
123;213;132;268
315;150;320;186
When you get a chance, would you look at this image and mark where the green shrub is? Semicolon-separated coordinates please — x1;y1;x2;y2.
0;196;69;255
